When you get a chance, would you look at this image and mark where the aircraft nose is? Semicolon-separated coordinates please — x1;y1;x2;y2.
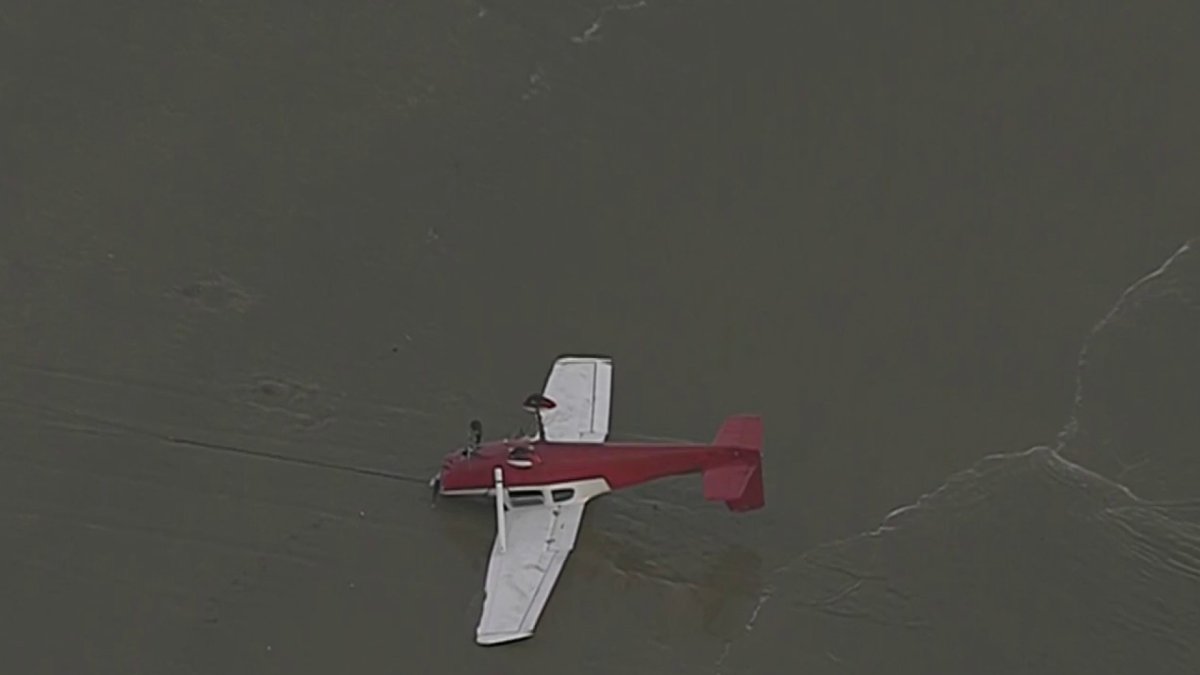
440;448;468;475
432;450;460;490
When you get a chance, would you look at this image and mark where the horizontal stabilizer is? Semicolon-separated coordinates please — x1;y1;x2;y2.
713;415;763;452
703;462;755;501
725;463;763;511
703;461;764;511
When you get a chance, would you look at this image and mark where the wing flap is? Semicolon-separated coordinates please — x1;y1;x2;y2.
476;502;585;645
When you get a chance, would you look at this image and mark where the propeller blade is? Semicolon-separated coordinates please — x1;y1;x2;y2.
429;474;441;506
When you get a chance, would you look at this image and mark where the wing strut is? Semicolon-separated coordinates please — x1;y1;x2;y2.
493;466;507;553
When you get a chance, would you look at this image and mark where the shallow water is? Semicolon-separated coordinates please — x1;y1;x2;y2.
2;2;1199;673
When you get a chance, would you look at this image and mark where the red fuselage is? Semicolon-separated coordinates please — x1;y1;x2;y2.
438;439;751;493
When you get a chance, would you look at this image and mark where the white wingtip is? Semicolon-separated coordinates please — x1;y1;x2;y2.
476;630;534;646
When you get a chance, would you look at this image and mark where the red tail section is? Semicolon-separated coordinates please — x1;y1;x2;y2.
703;415;764;511
712;415;763;452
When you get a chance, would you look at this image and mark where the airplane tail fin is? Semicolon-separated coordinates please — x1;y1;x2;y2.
703;415;764;512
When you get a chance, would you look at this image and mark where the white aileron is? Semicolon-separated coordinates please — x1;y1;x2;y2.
540;356;612;443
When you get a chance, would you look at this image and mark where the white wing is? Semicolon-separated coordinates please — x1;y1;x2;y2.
476;502;585;645
540;356;612;443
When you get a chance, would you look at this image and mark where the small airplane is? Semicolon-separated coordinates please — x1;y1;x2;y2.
430;355;764;646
